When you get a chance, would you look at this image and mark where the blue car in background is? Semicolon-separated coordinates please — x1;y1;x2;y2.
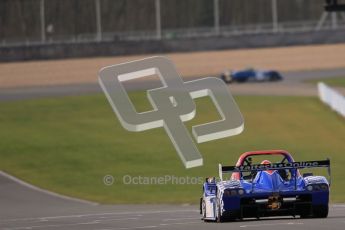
221;68;283;83
200;150;331;222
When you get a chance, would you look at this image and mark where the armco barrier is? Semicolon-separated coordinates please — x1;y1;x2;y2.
318;82;345;117
2;29;345;62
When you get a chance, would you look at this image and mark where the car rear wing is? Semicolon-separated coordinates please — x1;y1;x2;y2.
218;159;331;186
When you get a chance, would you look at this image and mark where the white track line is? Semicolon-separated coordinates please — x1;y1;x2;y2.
130;221;200;229
163;217;198;221
0;171;97;205
134;226;157;229
159;221;200;227
332;204;345;208
1;210;198;223
240;222;303;228
2;217;139;230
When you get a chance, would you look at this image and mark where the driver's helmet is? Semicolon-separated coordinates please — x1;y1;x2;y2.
261;160;274;174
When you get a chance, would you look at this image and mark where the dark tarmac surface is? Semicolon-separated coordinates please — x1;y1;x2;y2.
1;69;345;229
1;68;345;101
1;172;345;230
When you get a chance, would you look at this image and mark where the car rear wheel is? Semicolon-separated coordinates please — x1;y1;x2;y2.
216;198;224;222
300;212;311;218
221;75;233;84
268;76;276;81
237;78;247;83
312;205;328;218
201;199;206;219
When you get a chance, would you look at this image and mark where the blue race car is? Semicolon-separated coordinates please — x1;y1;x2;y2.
200;150;331;222
220;68;283;83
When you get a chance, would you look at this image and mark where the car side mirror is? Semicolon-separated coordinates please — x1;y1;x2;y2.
205;177;216;183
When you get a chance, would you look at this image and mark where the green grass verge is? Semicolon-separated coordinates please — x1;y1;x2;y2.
0;93;344;204
306;76;345;87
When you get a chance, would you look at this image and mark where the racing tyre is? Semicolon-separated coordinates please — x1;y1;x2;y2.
300;212;311;218
268;76;276;81
237;78;247;83
268;72;282;82
201;199;207;221
221;75;233;84
312;205;328;218
216;198;225;222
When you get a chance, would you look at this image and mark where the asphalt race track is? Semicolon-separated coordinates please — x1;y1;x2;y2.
1;68;345;101
1;69;345;229
1;172;345;230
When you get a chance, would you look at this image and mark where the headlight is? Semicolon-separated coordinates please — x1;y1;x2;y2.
306;184;329;191
307;185;313;191
238;189;245;195
320;184;328;190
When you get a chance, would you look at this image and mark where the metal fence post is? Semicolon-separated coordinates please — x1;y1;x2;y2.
95;0;102;41
316;11;328;31
272;0;278;32
40;0;46;42
331;12;338;29
155;0;162;39
214;0;220;35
